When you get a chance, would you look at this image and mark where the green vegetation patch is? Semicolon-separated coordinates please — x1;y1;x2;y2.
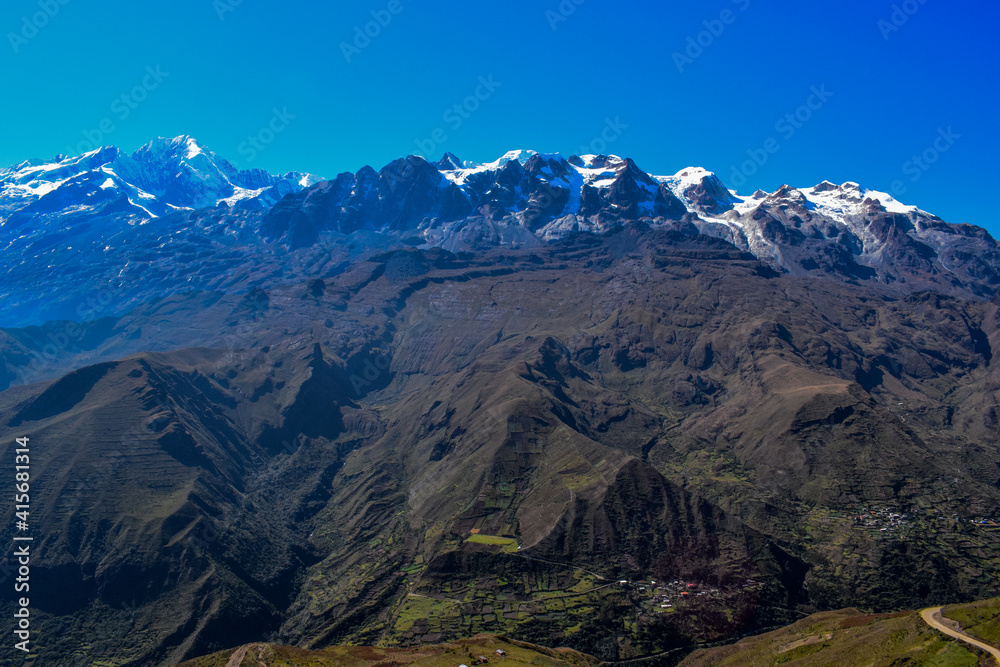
679;608;982;667
465;534;519;552
179;634;601;667
943;596;1000;647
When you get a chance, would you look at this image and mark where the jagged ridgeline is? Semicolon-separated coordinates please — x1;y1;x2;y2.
2;138;998;330
1;142;999;666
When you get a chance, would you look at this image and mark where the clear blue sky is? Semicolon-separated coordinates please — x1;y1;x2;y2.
2;0;998;232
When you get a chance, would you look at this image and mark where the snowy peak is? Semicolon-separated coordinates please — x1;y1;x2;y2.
0;136;323;221
435;152;464;171
132;135;207;163
436;151;654;197
659;166;739;216
115;135;322;210
490;149;540;168
0;147;121;202
113;135;237;209
568;154;624;169
798;179;920;224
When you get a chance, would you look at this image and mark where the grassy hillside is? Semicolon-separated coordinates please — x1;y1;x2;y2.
178;634;599;667
180;600;1000;667
944;597;1000;648
680;599;1000;666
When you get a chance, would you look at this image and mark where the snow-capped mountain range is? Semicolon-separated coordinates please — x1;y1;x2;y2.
1;137;998;327
0;135;321;218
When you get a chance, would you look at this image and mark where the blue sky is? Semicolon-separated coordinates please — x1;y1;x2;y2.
2;0;998;232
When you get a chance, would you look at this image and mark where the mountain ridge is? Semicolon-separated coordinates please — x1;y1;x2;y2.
2;137;998;329
2;137;318;219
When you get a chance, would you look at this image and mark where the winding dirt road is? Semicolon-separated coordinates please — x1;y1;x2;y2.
921;606;1000;665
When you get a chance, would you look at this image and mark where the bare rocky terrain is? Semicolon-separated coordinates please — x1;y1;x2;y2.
2;143;1000;665
1;228;999;665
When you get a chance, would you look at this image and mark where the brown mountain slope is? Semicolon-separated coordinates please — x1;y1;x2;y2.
2;228;999;665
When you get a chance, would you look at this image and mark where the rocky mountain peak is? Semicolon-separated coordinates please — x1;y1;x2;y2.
434;152;464;170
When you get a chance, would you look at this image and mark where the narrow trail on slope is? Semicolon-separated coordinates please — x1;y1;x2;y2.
223;643;268;667
921;606;1000;665
224;644;250;667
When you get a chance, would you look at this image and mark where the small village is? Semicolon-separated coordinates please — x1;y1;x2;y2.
853;506;910;533
850;505;1000;536
617;578;750;612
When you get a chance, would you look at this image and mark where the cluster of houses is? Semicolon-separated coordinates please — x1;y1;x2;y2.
618;578;723;610
854;506;909;532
